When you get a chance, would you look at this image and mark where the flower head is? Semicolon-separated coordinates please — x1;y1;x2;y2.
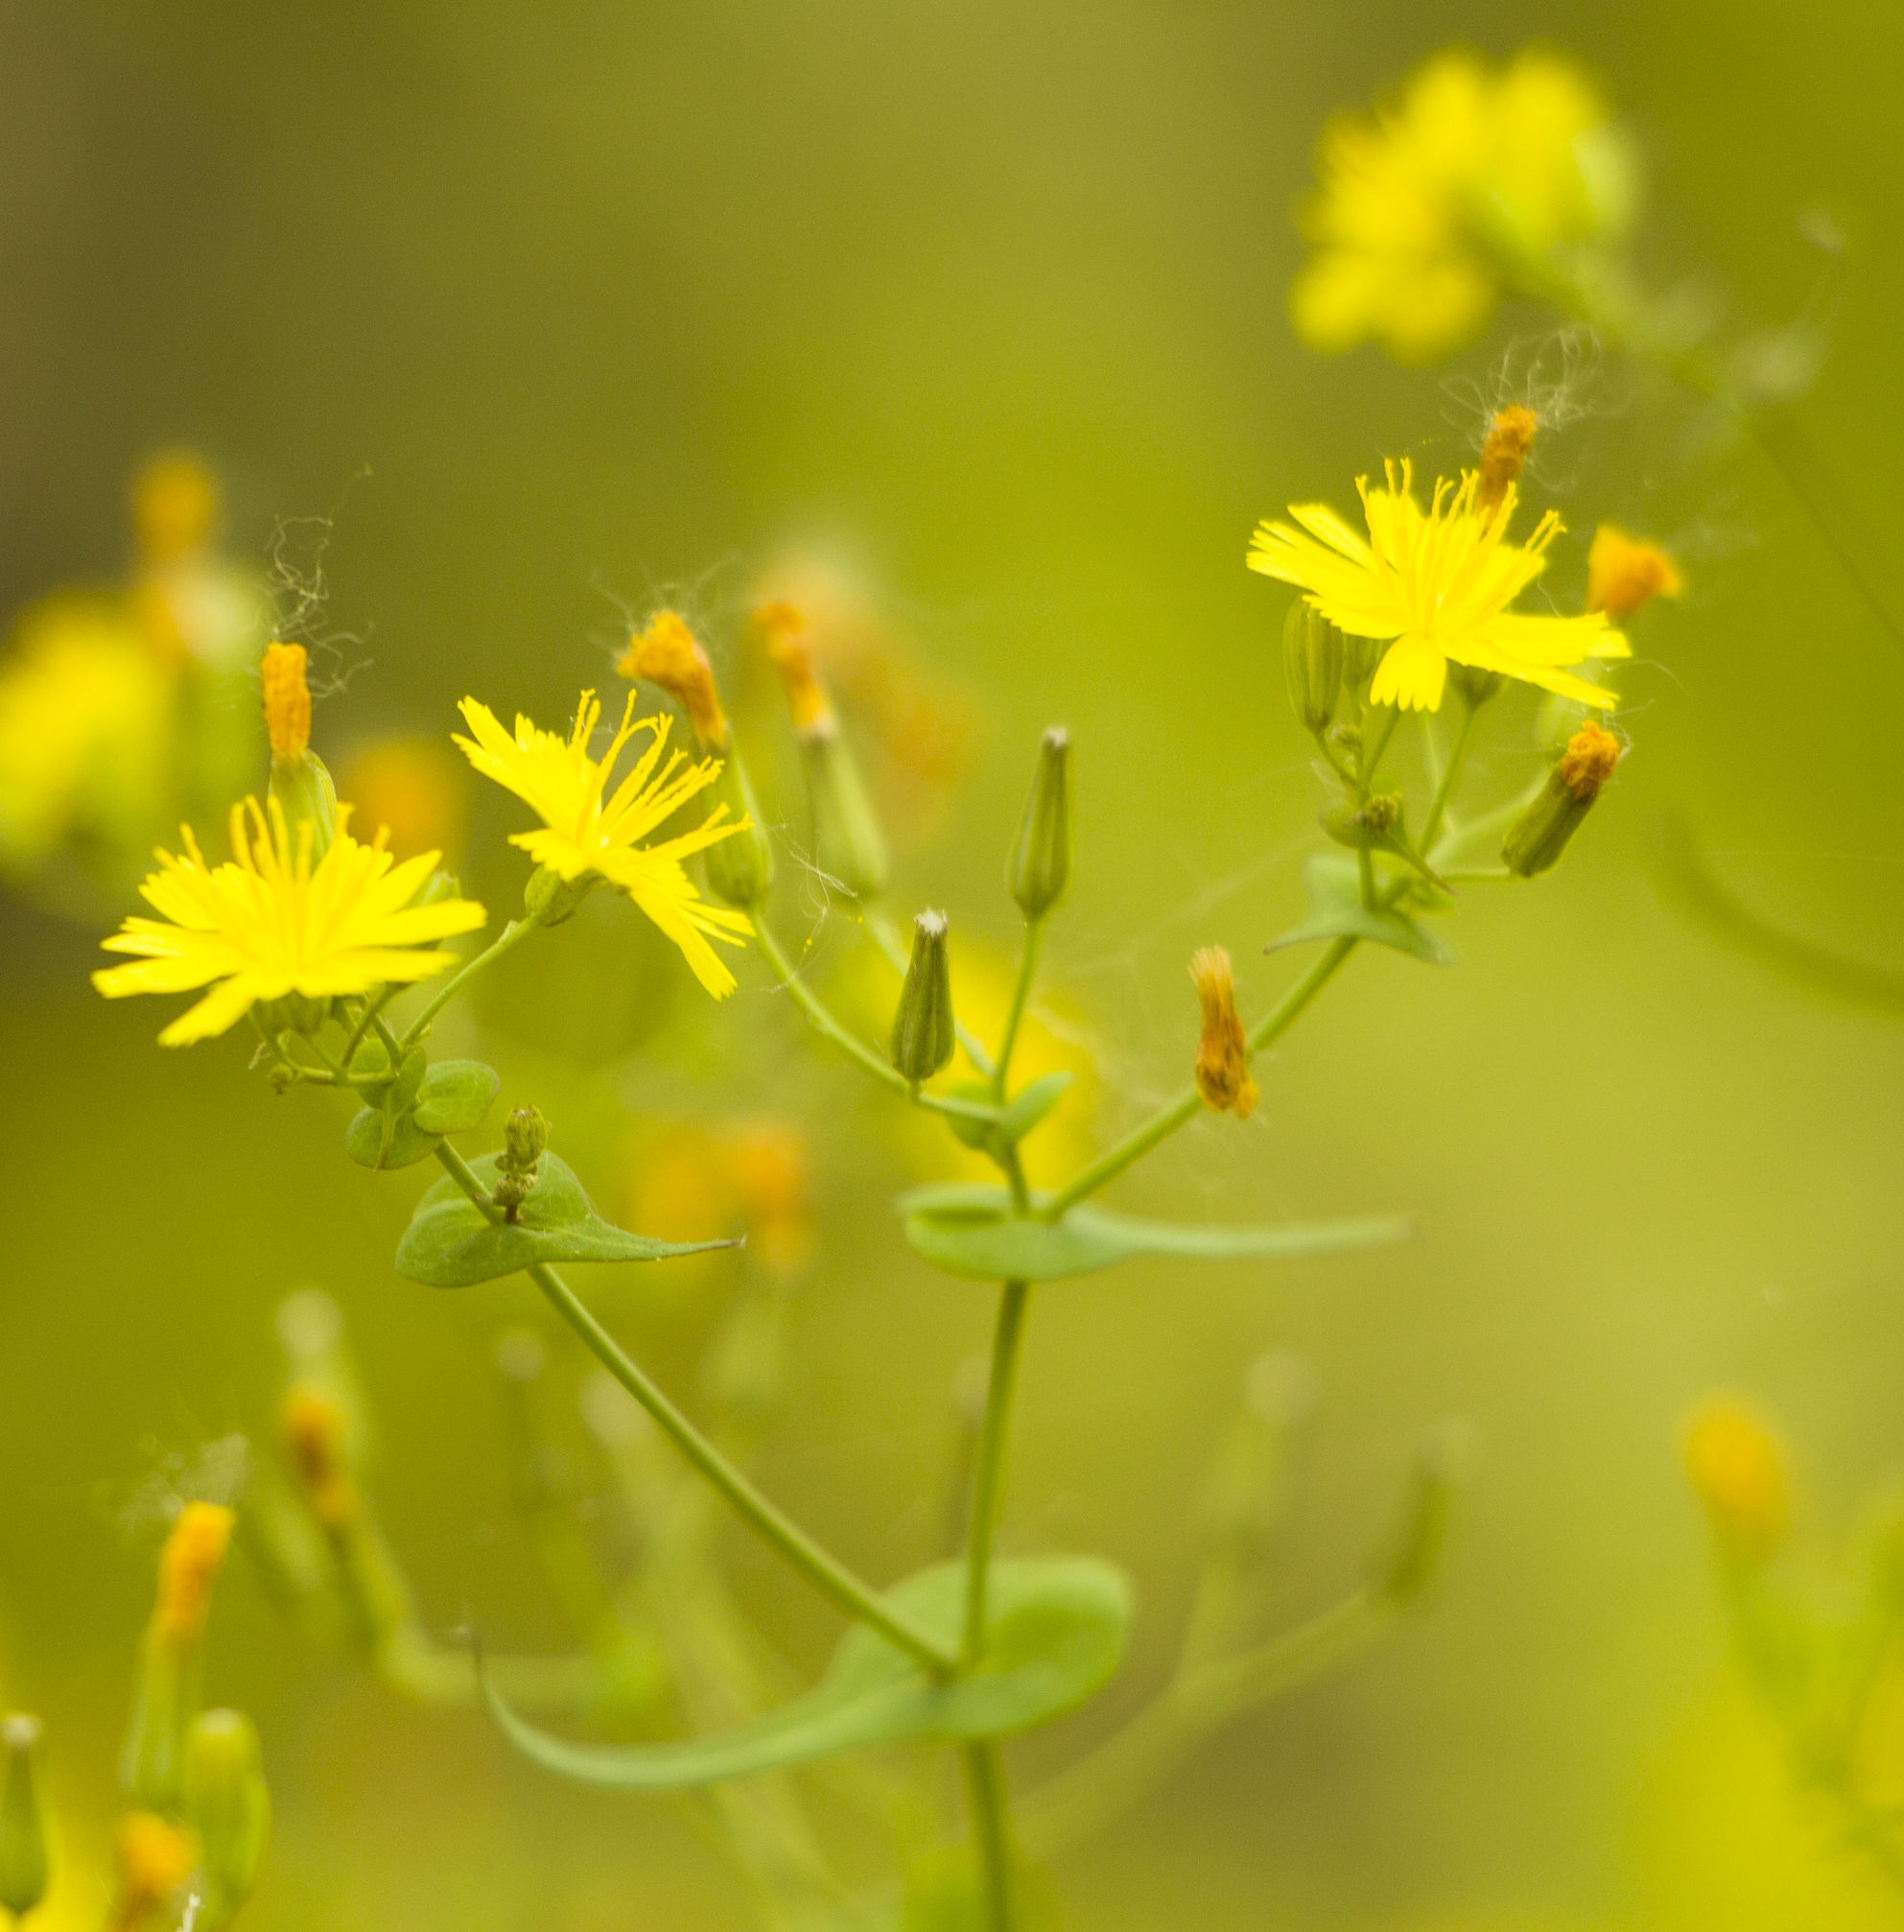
617;611;728;749
93;798;486;1046
1587;525;1682;619
1248;459;1626;713
455;691;753;998
756;602;834;734
260;642;312;766
1683;1397;1791;1563
1292;47;1634;362
153;1501;234;1646
1191;947;1258;1118
113;1813;198;1923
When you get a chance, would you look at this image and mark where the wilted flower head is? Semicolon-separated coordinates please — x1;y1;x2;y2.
1292;46;1635;362
617;610;729;750
1587;525;1683;619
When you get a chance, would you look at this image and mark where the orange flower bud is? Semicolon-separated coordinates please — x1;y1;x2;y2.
1587;525;1682;619
617;610;729;749
153;1502;234;1646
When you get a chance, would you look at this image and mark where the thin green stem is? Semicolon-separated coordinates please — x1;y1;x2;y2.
992;920;1044;1102
1359;705;1400;792
400;917;538;1049
1417;696;1479;857
756;922;1000;1125
963;1740;1016;1932
868;910;997;1078
429;1142;955;1675
1043;937;1356;1218
963;1279;1031;1663
341;985;401;1068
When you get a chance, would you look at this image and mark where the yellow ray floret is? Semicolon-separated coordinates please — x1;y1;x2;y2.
1247;459;1627;714
454;690;754;999
93;798;486;1046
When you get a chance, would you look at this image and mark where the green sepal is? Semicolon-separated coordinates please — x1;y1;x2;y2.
1271;856;1452;967
898;1182;1408;1284
345;1061;501;1170
482;1557;1130;1789
396;1152;739;1288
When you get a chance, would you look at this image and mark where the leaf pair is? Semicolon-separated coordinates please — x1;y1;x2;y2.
482;1557;1131;1789
345;1057;502;1170
1272;855;1451;967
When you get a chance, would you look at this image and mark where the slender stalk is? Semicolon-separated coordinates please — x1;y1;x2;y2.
1416;695;1479;857
429;1142;956;1675
1043;937;1356;1218
756;922;1000;1125
867;910;997;1077
1359;705;1400;791
992;920;1044;1101
400;916;537;1049
963;1740;1016;1932
963;1280;1031;1663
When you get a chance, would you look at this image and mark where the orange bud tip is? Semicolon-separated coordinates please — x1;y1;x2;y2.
1558;722;1620;802
261;642;312;766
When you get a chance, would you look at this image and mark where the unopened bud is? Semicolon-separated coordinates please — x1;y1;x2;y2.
0;1715;52;1918
1446;663;1504;708
701;750;775;910
1282;603;1344;736
617;610;729;749
492;1106;548;1223
1190;946;1257;1118
1375;1422;1469;1605
524;864;596;927
1587;525;1683;619
1502;724;1621;879
154;1503;235;1649
282;1388;357;1532
110;1813;196;1928
263;644;337;855
1477;405;1538;517
1006;728;1073;920
1683;1397;1791;1565
890;911;954;1085
183;1710;270;1928
1321;791;1400;849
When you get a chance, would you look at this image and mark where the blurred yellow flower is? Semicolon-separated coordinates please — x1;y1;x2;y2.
454;690;754;998
1683;1397;1791;1564
1291;47;1634;362
110;1812;197;1928
1587;524;1683;619
93;797;485;1046
338;736;470;861
624;1118;814;1284
152;1501;234;1646
1248;459;1625;712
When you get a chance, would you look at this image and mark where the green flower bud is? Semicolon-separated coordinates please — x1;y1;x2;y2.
701;749;775;910
1503;724;1622;879
1006;728;1073;920
0;1715;52;1919
801;719;887;901
1446;663;1504;708
493;1106;548;1223
1282;603;1344;736
268;748;339;859
1374;1421;1469;1606
524;865;596;927
1321;791;1401;848
183;1709;270;1929
890;910;954;1085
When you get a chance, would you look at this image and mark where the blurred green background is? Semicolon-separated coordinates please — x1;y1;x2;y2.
5;0;1904;1925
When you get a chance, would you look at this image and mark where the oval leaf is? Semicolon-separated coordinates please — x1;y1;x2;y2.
411;1059;502;1135
482;1556;1130;1789
396;1151;740;1288
344;1105;442;1170
1271;855;1451;966
898;1183;1408;1284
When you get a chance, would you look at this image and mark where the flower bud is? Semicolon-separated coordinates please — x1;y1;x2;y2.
282;1388;358;1533
1477;405;1538;517
109;1813;196;1929
1374;1421;1469;1606
183;1710;270;1927
1006;728;1073;920
153;1503;235;1652
1282;603;1343;736
524;864;596;927
1587;525;1683;619
890;911;954;1085
1502;724;1621;879
701;750;775;910
1683;1397;1791;1565
262;643;337;857
493;1106;548;1223
0;1715;53;1919
1190;947;1257;1118
1446;663;1503;708
123;1502;234;1810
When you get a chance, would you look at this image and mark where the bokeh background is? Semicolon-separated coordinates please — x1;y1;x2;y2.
5;1;1904;1926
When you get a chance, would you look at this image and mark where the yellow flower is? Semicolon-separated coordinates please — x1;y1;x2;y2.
1248;459;1626;713
1587;524;1683;618
111;1813;197;1927
1291;47;1634;362
337;735;470;861
1683;1397;1791;1564
93;797;486;1046
454;690;753;998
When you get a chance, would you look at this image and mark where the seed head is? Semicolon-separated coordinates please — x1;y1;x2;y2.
1190;947;1258;1118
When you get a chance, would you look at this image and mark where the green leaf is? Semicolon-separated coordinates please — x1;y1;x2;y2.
942;1072;1074;1158
411;1060;501;1135
344;1105;442;1170
396;1152;739;1288
998;1071;1074;1144
1271;855;1451;966
482;1556;1130;1789
897;1184;1409;1284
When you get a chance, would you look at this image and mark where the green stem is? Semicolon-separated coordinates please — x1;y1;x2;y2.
992;920;1044;1102
868;910;997;1078
1359;705;1400;792
963;1279;1031;1663
1043;937;1356;1217
756;922;1001;1125
963;1740;1016;1932
400;916;537;1050
429;1142;955;1675
1417;696;1479;857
